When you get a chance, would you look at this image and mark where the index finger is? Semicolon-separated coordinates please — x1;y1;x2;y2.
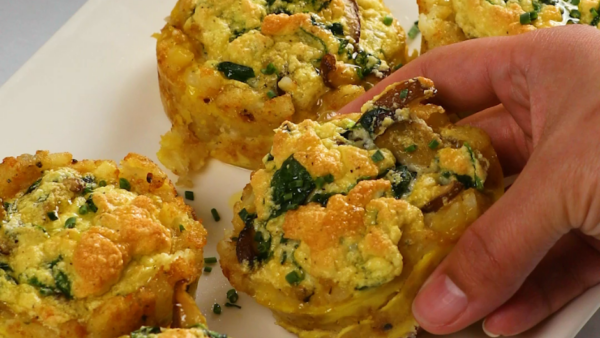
337;34;525;115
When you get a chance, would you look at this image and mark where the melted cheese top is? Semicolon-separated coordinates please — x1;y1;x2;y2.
0;167;200;328
239;114;490;300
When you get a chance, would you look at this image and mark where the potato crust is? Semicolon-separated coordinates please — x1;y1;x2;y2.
418;0;600;52
0;151;207;338
120;324;230;338
156;0;408;184
218;78;504;337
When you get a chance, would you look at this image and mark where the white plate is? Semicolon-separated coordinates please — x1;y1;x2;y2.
0;0;598;337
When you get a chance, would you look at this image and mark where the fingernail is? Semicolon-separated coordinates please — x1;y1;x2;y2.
483;319;500;337
413;274;468;327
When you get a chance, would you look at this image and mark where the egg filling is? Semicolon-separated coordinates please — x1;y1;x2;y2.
218;78;504;338
0;152;207;338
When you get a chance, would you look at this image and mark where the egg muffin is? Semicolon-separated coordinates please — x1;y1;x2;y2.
121;324;229;338
218;78;504;338
156;0;408;184
0;151;207;338
418;0;600;52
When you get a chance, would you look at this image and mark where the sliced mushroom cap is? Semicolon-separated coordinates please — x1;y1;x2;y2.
343;0;361;44
236;222;259;264
375;121;439;169
320;53;337;88
371;77;437;110
420;181;464;214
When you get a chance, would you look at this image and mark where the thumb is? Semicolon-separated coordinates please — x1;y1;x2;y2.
411;148;571;334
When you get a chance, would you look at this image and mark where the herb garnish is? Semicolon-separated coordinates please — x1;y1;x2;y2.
271;156;315;217
217;62;256;82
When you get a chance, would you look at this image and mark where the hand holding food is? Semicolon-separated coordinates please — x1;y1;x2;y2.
341;24;600;336
218;76;503;337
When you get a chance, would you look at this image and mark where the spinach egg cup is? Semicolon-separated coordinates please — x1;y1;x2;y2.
218;78;504;338
418;0;600;52
156;0;408;184
0;152;207;338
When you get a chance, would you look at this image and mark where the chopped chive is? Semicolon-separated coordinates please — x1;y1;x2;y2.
285;270;304;285
323;174;334;183
399;89;409;99
185;191;194;201
213;303;222;314
82;186;94;195
267;90;277;99
98;180;107;187
179;224;185;232
65;217;77;229
382;16;393;26
261;63;277;75
570;10;581;19
405;144;417;153
283;192;294;201
407;21;420;39
204;257;218;264
520;12;532;24
227;289;239;303
530;11;538;20
371;150;385;163
428;139;440;149
119;178;131;191
315;177;325;188
571;0;580;4
86;196;98;213
280;251;287;264
394;63;403;71
204;266;212;273
78;204;88;215
225;302;242;308
292;180;304;188
211;208;221;222
47;211;58;221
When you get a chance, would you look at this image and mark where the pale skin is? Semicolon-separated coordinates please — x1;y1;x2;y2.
338;25;600;336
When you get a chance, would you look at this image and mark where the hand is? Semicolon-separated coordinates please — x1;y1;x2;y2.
339;25;600;336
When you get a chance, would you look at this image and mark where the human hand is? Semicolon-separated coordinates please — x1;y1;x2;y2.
339;25;600;336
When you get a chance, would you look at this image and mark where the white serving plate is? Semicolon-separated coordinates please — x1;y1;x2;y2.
0;0;598;337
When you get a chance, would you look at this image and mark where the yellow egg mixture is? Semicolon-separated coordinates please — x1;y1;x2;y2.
156;0;408;184
418;0;600;51
120;324;229;338
218;78;504;338
0;152;207;338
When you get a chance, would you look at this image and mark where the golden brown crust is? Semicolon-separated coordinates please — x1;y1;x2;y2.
0;151;207;338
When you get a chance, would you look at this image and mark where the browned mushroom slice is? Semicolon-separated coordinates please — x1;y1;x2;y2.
420;181;464;213
343;0;361;43
372;77;437;110
236;222;260;264
375;121;439;168
320;53;337;88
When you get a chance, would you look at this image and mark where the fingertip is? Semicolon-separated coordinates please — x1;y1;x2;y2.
412;274;468;334
482;318;501;337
